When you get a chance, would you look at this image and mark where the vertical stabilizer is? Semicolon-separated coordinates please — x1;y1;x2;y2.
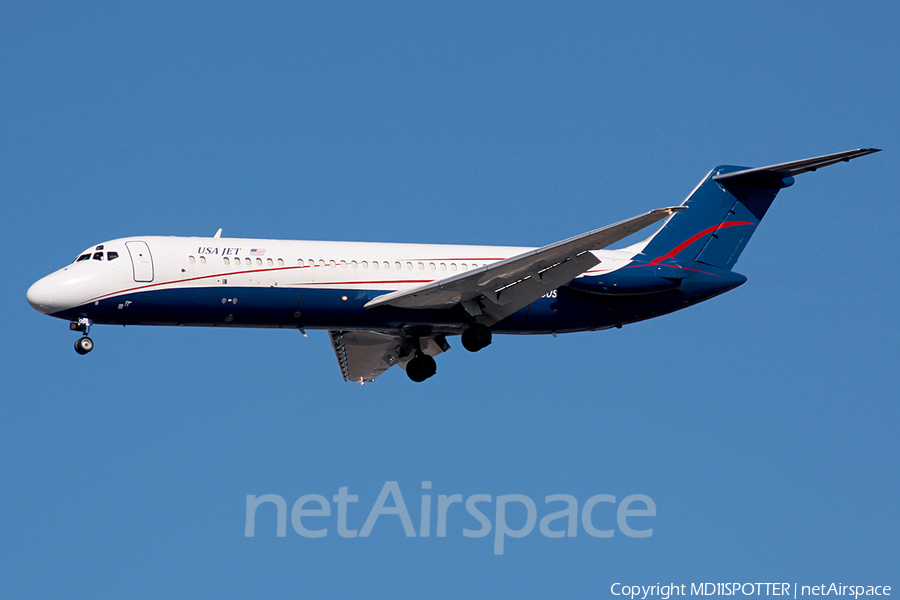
635;148;880;270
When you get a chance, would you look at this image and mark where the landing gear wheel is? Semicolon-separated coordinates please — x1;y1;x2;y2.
406;354;437;382
75;336;94;355
461;324;492;352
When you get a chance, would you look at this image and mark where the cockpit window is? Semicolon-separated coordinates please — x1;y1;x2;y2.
92;252;104;261
107;251;119;261
75;254;91;262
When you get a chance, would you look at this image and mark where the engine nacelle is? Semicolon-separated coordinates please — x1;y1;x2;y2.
569;264;687;295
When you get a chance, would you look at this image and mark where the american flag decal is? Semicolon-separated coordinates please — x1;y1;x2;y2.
249;248;266;256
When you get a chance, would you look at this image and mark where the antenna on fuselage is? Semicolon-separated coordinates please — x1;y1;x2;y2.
213;228;222;238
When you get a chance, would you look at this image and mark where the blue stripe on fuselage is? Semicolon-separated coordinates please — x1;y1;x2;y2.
47;265;747;334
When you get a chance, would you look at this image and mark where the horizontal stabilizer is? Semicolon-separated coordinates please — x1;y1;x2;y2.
713;148;881;186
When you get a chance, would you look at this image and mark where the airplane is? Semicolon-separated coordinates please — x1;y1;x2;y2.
26;148;879;383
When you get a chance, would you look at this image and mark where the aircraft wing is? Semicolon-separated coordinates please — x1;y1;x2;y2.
363;206;684;325
329;330;447;383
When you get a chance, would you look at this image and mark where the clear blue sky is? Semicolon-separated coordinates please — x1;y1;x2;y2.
2;2;898;597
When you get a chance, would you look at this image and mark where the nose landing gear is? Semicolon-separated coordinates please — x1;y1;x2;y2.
75;336;94;355
70;318;94;355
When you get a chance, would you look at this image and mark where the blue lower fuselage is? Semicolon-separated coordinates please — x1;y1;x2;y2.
48;262;747;335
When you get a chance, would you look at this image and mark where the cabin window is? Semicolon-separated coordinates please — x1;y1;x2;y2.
223;257;230;265
245;258;252;266
340;260;347;268
351;260;358;268
329;259;336;267
92;252;103;261
372;261;379;270
189;256;196;264
395;261;401;270
107;252;119;261
440;263;447;271
429;262;436;270
199;256;207;265
277;258;284;266
267;258;274;266
318;259;326;267
361;261;368;269
298;259;304;266
417;262;425;270
383;261;390;270
461;264;468;271
256;258;263;266
451;263;457;272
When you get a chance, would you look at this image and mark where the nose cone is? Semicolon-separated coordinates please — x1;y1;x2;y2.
27;264;110;316
26;276;56;314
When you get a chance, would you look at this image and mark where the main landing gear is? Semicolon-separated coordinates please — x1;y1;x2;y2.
70;318;94;355
406;353;437;383
406;324;492;381
461;323;492;352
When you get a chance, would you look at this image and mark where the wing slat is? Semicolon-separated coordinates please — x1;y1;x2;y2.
328;331;448;383
329;330;403;383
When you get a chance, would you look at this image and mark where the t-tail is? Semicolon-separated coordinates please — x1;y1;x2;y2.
634;148;881;270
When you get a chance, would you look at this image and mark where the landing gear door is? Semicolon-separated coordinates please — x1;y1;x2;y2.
126;241;154;282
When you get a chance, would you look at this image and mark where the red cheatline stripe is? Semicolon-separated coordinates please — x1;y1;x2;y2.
86;262;436;303
406;257;505;261
649;221;754;264
301;279;432;286
87;264;313;302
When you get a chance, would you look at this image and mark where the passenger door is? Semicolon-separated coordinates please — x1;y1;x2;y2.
126;241;154;282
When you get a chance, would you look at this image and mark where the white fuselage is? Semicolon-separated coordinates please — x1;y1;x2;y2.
27;235;641;318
